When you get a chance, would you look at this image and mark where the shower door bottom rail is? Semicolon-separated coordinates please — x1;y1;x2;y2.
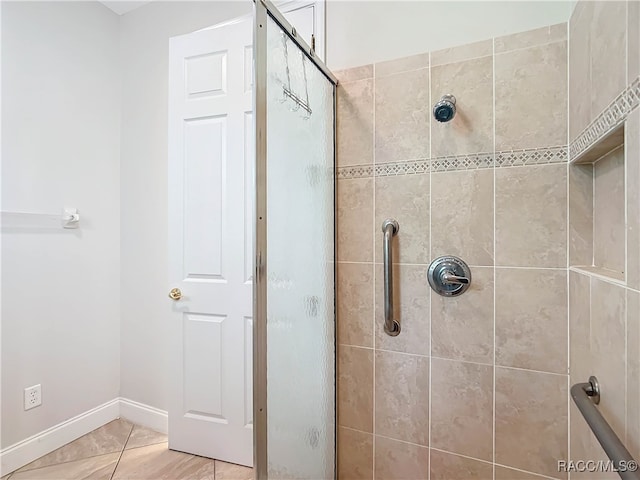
571;376;640;480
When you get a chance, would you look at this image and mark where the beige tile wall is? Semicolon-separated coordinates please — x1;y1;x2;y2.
336;23;571;480
593;147;625;275
568;272;638;480
627;111;640;291
569;1;628;142
568;2;640;479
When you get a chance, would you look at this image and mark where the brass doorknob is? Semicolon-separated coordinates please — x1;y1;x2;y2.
168;288;182;300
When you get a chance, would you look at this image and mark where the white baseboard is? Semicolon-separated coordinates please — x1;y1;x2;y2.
119;398;168;435
0;398;120;477
0;397;168;477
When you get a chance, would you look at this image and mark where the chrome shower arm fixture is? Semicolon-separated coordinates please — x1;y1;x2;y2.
433;94;456;123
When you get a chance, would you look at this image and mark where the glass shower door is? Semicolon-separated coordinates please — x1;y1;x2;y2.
254;1;337;479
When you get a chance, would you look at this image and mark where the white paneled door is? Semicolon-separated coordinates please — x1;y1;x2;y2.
167;4;318;468
168;18;254;466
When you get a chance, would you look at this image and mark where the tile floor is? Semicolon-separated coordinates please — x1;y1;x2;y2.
1;419;253;480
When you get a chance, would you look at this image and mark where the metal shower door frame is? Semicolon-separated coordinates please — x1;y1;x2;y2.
253;1;337;478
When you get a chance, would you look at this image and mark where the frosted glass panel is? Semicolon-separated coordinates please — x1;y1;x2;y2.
265;15;335;480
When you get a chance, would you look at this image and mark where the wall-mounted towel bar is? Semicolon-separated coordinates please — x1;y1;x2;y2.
381;219;400;336
571;376;640;480
1;208;80;229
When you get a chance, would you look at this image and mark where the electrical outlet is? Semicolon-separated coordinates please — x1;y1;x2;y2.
24;384;42;410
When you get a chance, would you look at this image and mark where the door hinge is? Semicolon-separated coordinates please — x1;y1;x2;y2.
256;251;262;279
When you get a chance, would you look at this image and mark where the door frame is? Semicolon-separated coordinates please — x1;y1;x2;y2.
252;1;337;478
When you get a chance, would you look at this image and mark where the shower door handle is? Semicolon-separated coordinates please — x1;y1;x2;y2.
382;219;401;336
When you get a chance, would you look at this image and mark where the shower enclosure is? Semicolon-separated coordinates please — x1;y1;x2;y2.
253;1;338;479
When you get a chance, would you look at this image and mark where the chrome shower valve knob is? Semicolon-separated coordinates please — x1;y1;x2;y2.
427;255;472;297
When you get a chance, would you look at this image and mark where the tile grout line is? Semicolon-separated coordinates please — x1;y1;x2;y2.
432;53;494;69
624;0;629;450
14;452;118;475
373;432;428;450
591;156;595;268
568;10;574;477
566;14;571;478
371;59;377;480
626;282;629;446
374;64;429;80
10;422;137;477
338;260;572;271
494;37;568;57
338;342;572;376
492;462;562;480
427;48;433;480
336;76;372;88
15;450;126;476
494;363;569;377
113;441;167;453
430;447;494;467
492;34;497;480
429;447;563;480
109;423;135;480
494;265;568;271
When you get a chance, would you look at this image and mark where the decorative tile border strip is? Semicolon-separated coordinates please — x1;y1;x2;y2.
335;160;430;179
496;145;567;167
431;152;494;172
374;159;430;176
336;146;567;179
570;75;640;160
336;164;374;179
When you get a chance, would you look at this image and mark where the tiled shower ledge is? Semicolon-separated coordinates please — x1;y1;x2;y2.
569;265;626;286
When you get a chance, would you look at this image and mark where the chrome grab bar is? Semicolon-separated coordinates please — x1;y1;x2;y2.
571;376;640;480
382;219;400;336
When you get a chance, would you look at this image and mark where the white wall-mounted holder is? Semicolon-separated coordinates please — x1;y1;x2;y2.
1;208;80;229
61;208;80;229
